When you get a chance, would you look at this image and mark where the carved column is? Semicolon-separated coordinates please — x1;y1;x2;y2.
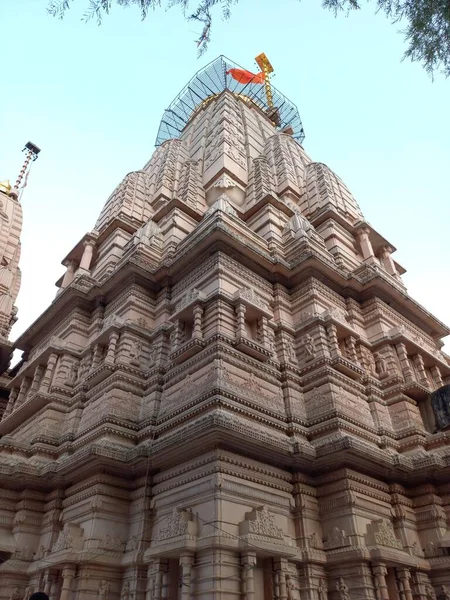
396;343;415;383
174;319;185;348
79;239;95;271
180;552;194;600
3;387;18;418
162;570;169;599
326;324;340;357
40;352;59;393
105;331;120;365
274;559;288;600
192;305;204;340
397;569;413;600
413;354;429;386
59;566;75;600
15;376;31;407
379;246;398;276
242;551;257;600
345;335;358;363
61;259;77;288
146;563;155;600
30;364;45;395
153;560;168;600
50;578;59;600
431;365;443;389
357;227;375;261
258;316;268;347
90;344;103;372
372;564;389;600
236;303;247;338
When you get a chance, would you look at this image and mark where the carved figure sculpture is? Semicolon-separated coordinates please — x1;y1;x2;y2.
318;579;328;600
439;586;450;600
97;580;110;600
121;581;130;600
336;578;350;600
374;353;387;375
426;585;437;600
129;340;142;366
304;333;315;360
430;385;450;430
10;589;21;600
66;362;78;386
287;340;297;363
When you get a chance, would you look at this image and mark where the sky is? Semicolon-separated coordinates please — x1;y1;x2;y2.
0;0;449;355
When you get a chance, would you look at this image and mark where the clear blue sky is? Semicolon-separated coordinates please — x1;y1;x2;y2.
1;0;449;352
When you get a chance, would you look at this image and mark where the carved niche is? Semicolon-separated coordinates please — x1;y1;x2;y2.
323;527;351;550
239;505;285;545
365;519;403;550
52;522;84;552
153;508;199;545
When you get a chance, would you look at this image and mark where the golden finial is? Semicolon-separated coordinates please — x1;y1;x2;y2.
0;181;12;195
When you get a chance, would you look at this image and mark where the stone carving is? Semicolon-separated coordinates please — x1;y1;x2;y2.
374;353;387;376
303;334;315;360
101;533;125;552
129;340;142;367
121;581;130;600
361;346;376;375
284;212;313;239
365;519;402;549
214;175;235;189
135;219;162;247
53;526;73;552
136;317;147;328
97;580;109;600
336;578;350;600
53;522;84;552
287;340;297;364
66;362;78;386
426;585;437;600
318;579;328;600
239;505;284;540
309;532;324;550
324;527;350;549
35;545;46;559
205;194;238;217
430;385;450;430
237;287;267;311
176;288;204;311
23;588;33;600
10;590;21;600
14;547;33;560
439;587;450;600
424;541;439;557
155;508;192;541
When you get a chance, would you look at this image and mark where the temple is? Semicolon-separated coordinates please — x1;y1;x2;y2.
0;55;450;600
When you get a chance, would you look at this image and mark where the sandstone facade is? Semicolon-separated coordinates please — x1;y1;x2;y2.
1;61;450;600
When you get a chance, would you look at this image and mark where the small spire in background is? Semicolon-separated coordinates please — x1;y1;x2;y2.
15;141;41;200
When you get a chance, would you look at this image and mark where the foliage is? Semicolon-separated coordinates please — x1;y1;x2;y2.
47;0;450;76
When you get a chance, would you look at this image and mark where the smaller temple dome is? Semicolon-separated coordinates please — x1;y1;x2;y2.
95;170;153;233
302;162;364;223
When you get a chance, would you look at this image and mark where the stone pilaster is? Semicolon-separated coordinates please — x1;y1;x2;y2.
372;564;389;600
396;343;415;383
192;305;204;340
242;551;257;600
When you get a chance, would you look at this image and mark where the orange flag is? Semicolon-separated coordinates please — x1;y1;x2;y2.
226;68;265;84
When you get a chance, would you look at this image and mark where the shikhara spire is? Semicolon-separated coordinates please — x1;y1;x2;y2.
0;57;449;599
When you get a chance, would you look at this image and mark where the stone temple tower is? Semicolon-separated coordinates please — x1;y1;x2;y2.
0;56;450;600
0;179;23;414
